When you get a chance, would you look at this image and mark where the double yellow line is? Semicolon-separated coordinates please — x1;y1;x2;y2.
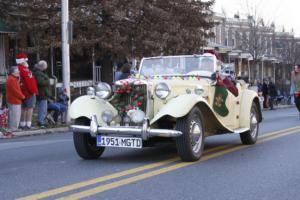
18;126;300;200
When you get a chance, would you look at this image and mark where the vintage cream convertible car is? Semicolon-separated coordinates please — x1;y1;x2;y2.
69;54;262;161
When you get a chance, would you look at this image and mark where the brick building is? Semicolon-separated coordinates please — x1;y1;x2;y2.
209;13;300;92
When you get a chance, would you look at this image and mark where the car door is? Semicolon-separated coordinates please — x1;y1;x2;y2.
211;84;240;130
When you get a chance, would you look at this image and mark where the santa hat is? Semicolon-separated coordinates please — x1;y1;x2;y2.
16;53;28;64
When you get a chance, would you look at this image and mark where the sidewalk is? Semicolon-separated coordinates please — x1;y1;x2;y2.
0;126;69;139
262;104;295;111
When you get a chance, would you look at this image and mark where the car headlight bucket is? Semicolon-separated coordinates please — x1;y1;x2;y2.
87;87;95;96
95;82;112;99
155;82;171;99
127;109;146;124
194;85;204;95
101;110;114;124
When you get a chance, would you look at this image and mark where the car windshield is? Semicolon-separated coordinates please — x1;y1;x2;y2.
139;56;215;77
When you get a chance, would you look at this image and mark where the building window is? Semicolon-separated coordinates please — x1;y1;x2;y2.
214;26;217;43
270;39;273;54
219;26;222;44
225;28;228;46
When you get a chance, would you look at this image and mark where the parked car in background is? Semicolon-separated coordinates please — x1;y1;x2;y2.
69;54;262;162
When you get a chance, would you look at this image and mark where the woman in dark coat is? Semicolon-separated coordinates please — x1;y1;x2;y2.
268;79;277;110
262;78;269;108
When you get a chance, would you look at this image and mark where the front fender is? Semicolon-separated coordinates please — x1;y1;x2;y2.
150;94;203;125
150;94;232;133
69;95;118;126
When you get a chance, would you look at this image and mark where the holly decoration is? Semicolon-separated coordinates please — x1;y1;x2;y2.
110;80;147;114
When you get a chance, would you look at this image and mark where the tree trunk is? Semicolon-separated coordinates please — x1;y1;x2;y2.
100;53;113;84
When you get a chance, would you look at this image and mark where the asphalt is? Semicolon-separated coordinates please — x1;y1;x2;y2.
0;107;300;200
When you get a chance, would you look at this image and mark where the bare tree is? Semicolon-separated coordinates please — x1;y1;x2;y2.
280;36;300;66
234;2;274;61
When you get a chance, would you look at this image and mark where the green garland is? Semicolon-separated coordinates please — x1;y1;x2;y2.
110;82;146;114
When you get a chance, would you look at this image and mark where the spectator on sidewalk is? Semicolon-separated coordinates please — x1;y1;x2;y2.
33;60;51;128
57;87;69;123
268;78;277;110
114;65;122;82
290;84;295;105
6;66;25;131
262;78;269;108
290;66;297;105
17;53;39;129
291;64;300;117
117;63;131;81
46;87;69;124
256;79;263;96
48;98;67;124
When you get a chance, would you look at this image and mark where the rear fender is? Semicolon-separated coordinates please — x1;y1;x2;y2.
69;95;118;126
239;90;263;128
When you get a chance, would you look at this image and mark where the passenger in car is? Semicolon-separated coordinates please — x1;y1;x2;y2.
213;71;239;97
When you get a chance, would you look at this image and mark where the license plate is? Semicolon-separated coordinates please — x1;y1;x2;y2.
97;136;142;149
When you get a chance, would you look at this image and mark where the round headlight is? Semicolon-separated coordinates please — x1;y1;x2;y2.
101;110;113;124
95;82;112;99
127;109;146;124
87;87;95;96
194;85;204;95
155;82;171;99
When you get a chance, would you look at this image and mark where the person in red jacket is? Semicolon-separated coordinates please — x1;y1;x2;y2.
6;66;25;131
214;71;239;97
16;53;39;129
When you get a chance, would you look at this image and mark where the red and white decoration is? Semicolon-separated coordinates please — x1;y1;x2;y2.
16;53;28;64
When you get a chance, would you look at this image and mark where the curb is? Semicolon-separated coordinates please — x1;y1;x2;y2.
0;127;69;139
262;105;295;111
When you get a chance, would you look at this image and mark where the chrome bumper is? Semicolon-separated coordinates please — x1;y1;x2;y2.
70;115;182;140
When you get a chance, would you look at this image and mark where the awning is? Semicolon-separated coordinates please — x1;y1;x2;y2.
0;20;16;33
206;42;232;53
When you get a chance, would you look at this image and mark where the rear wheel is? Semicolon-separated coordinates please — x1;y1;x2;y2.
73;118;105;159
175;107;205;162
240;103;259;145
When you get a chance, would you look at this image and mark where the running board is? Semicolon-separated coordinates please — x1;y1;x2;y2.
233;128;249;134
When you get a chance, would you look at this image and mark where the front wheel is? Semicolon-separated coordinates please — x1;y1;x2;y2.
175;107;205;162
73;118;105;159
240;103;259;145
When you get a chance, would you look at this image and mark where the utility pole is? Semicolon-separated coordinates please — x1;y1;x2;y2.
261;59;264;81
248;58;250;82
62;0;71;121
